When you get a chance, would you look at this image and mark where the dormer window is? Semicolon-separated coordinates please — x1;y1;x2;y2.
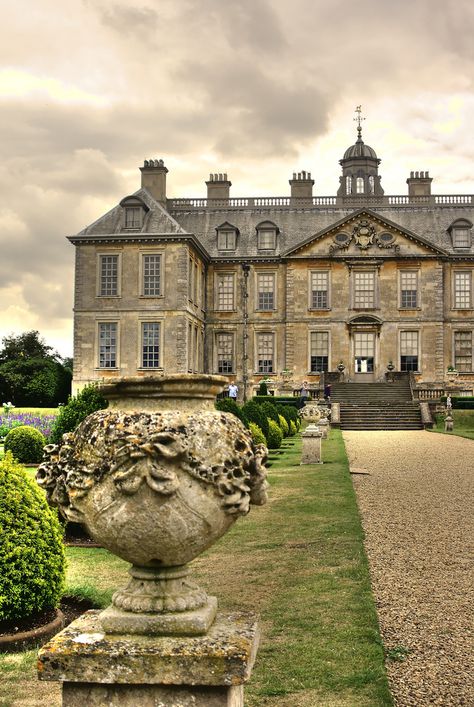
120;195;149;230
449;219;472;249
216;222;238;251
257;221;278;250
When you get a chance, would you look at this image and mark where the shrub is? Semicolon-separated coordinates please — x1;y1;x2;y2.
261;400;280;425
276;404;293;428
267;419;283;449
4;425;46;464
289;420;297;436
278;414;289;437
50;383;108;444
258;381;268;396
253;395;300;409
0;453;65;622
242;400;269;439
216;398;248;425
248;422;266;446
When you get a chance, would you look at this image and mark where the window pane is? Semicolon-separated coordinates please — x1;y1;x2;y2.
453;228;470;248
356;177;364;194
346;176;352;194
99;323;117;368
354;272;375;308
311;272;328;309
217;274;234;310
257;333;274;373
142;322;160;368
400;331;418;371
99;255;118;296
454;272;471;308
310;331;329;372
125;207;142;228
143;254;161;296
354;332;375;357
454;331;472;371
217;230;236;250
257;273;275;310
400;271;418;308
217;333;234;373
258;230;275;249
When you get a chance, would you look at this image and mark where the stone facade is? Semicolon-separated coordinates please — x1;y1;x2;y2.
70;131;474;399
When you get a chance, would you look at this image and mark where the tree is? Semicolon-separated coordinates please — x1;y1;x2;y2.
0;331;72;407
0;331;57;363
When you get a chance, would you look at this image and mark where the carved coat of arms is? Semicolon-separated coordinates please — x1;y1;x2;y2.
352;220;376;249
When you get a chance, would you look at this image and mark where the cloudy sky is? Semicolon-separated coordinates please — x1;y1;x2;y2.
1;0;474;358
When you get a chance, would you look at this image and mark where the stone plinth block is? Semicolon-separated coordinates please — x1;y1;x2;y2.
318;419;329;439
301;425;323;465
38;610;259;707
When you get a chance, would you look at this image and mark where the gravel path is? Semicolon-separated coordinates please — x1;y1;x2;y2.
343;430;474;707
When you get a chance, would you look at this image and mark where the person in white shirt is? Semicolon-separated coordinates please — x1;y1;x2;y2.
228;382;238;400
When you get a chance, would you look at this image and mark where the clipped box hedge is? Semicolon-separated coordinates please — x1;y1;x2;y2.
440;396;474;409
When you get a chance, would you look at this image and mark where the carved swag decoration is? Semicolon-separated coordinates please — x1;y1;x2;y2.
37;410;268;523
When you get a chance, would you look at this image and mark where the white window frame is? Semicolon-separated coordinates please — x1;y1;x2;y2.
356;177;364;194
215;272;236;311
309;330;330;373
97;321;119;369
255;331;275;374
138;320;162;370
97;252;121;298
399;269;419;310
256;271;276;311
453;270;473;310
140;251;163;298
345;175;352;195
309;270;330;310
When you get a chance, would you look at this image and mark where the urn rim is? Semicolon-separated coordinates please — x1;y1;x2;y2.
99;374;227;402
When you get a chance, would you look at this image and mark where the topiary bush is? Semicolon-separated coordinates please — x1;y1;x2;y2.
289;420;297;436
278;414;289;437
258;381;268;396
267;419;283;449
4;425;46;464
50;383;108;444
261;400;279;426
242;400;269;439
215;398;248;426
0;453;65;623
248;422;266;447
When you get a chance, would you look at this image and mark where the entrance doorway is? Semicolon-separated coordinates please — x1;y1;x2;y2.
354;332;375;380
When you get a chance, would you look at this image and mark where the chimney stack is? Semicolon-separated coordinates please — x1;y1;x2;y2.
407;170;433;199
140;159;168;205
205;173;232;201
289;170;315;204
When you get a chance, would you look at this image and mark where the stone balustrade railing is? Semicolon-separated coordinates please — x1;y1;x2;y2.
168;194;473;210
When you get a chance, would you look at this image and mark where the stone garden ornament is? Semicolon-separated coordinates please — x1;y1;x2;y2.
37;375;268;636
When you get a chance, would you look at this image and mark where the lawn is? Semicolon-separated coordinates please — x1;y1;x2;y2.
0;430;393;707
430;409;474;441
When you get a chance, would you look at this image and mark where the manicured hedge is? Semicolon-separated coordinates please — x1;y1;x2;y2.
0;453;65;622
253;396;300;409
440;396;474;409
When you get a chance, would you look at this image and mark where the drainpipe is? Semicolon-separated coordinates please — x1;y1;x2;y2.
242;263;250;402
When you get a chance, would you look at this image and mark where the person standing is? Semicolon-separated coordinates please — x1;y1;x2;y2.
228;381;238;401
299;380;309;407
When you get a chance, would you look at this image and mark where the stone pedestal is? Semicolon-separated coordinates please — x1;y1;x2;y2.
318;418;329;439
301;424;323;464
38;610;259;707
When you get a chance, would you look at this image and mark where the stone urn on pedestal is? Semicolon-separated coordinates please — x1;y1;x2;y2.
37;375;268;706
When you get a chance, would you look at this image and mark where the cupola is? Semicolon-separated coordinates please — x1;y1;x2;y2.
337;106;384;199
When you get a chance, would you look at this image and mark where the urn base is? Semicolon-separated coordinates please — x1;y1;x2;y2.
99;596;218;636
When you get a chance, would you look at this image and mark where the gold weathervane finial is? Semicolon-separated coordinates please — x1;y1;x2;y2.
354;105;365;139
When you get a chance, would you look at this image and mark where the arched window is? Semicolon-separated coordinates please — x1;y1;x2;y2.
356;177;364;194
346;176;352;194
119;195;149;230
256;221;279;250
368;176;375;194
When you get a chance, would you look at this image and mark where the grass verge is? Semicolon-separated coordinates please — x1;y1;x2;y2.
429;410;474;441
0;430;392;706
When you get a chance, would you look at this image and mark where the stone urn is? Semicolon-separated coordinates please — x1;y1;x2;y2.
37;375;268;636
299;402;322;424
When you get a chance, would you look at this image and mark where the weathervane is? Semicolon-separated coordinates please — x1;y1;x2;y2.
354;105;365;139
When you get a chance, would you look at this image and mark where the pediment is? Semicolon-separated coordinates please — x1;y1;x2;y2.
283;209;448;258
